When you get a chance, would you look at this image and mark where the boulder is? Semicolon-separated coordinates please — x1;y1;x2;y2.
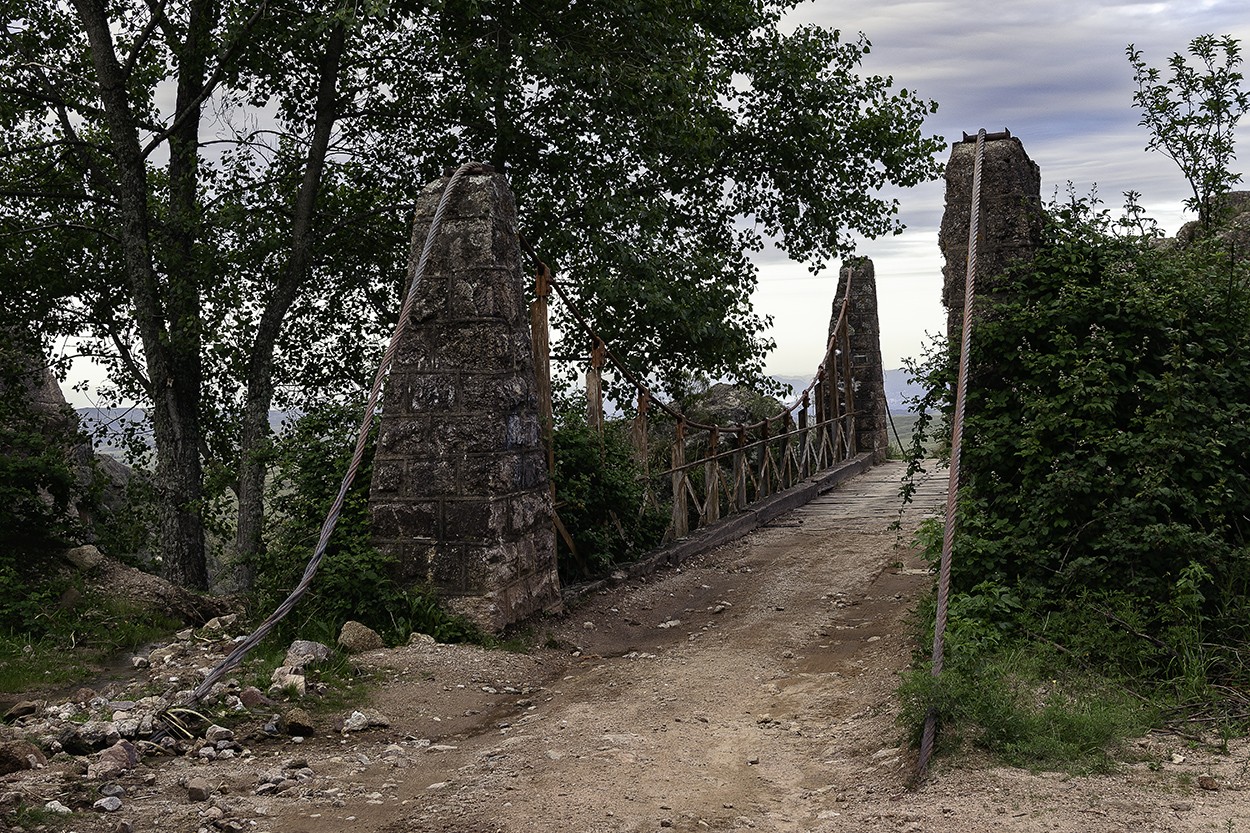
64;544;104;571
88;740;138;780
0;740;46;775
282;708;315;737
2;700;42;722
284;640;331;669
337;620;384;653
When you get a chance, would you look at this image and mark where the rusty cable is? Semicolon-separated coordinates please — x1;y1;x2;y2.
917;128;987;779
177;162;482;712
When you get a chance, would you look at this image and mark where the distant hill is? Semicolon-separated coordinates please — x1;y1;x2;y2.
772;369;922;414
76;408;290;455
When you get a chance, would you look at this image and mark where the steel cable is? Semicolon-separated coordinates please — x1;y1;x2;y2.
916;128;986;779
180;162;480;709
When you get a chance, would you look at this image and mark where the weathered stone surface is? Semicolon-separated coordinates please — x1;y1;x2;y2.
939;134;1044;339
88;740;138;779
337;620;384;653
3;700;41;722
831;258;889;464
0;740;45;775
93;796;123;812
268;667;306;697
371;168;562;631
186;777;211;802
681;384;781;428
282;708;315;737
283;640;331;669
64;544;105;570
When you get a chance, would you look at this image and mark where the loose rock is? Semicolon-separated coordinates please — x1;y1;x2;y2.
2;700;41;722
93;796;124;812
284;639;331;669
338;620;384;653
0;740;45;775
186;776;212;802
89;740;139;780
283;708;315;737
64;544;105;570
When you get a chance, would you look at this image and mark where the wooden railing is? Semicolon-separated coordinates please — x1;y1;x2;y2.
527;256;864;548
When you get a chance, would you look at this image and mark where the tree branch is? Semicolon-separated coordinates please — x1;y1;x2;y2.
0;222;120;243
141;1;270;159
122;0;168;79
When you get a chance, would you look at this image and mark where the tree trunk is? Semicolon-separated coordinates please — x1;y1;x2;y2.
72;0;212;588
232;21;347;582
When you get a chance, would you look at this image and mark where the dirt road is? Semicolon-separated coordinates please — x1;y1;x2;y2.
7;462;1250;832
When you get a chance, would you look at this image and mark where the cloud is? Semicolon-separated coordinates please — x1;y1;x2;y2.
756;0;1250;376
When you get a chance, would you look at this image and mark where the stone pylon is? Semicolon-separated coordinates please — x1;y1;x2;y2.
830;257;888;464
369;165;561;631
939;133;1044;338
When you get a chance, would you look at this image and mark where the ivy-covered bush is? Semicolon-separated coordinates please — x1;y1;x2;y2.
909;197;1250;684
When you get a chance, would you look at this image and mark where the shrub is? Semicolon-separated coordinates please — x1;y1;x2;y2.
905;195;1250;693
551;411;667;580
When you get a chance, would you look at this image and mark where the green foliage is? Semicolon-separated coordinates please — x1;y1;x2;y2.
898;645;1152;773
0;347;82;635
904;194;1250;695
552;412;667;580
1;0;944;587
1128;34;1250;227
254;405;480;645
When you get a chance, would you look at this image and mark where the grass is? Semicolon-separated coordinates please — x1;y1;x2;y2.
0;596;182;694
898;642;1156;775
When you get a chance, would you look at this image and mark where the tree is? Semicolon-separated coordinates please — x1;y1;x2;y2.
1128;34;1250;228
0;1;403;588
0;0;943;588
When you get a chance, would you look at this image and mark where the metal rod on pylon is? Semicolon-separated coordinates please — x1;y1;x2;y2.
916;128;987;780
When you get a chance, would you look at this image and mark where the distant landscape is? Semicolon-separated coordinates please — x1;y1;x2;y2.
75;369;926;457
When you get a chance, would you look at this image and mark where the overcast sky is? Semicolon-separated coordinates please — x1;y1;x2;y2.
757;0;1250;379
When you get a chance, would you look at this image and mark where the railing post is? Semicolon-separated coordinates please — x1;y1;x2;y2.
757;417;771;498
703;427;721;526
781;410;794;489
671;418;688;539
798;392;810;479
815;368;828;469
587;338;606;432
841;322;856;458
734;426;747;511
828;354;843;462
631;388;650;469
530;265;555;479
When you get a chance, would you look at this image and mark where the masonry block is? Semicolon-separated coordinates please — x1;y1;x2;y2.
370;167;562;631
